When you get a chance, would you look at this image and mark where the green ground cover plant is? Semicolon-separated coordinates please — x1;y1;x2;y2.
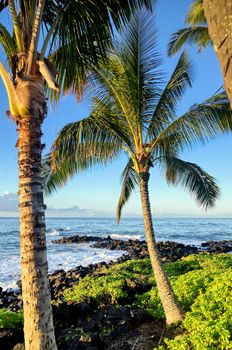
64;254;232;349
1;254;231;349
0;308;23;329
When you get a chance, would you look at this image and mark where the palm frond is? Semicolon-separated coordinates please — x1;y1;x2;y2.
148;52;193;139
0;24;17;61
168;26;210;56
0;61;28;118
119;8;162;126
91;96;134;151
116;159;138;223
42;0;153;100
154;89;232;152
89;56;140;148
8;0;23;51
43;116;123;194
185;0;205;25
0;0;7;12
42;153;74;195
27;0;45;74
160;156;220;209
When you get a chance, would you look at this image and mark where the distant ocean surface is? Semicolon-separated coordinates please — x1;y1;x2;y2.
0;217;231;290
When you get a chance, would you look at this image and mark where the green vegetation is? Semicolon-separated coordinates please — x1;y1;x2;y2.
44;7;232;324
64;259;153;305
64;254;232;349
156;255;232;350
1;253;231;350
168;0;211;56
0;308;23;329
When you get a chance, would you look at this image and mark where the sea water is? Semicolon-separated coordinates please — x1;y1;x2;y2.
0;217;231;289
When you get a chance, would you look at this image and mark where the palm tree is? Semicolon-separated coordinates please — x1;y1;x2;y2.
0;1;152;349
204;0;232;106
168;0;211;56
43;9;232;324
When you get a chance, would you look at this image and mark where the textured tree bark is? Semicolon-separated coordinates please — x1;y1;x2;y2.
17;105;57;348
139;172;184;324
204;0;232;106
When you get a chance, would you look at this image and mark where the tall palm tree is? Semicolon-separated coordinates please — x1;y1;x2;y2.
0;1;152;349
204;0;232;107
43;10;232;324
168;0;211;56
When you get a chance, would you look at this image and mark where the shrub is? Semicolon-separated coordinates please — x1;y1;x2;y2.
64;274;127;305
64;258;153;305
64;253;232;349
0;308;23;329
155;255;232;350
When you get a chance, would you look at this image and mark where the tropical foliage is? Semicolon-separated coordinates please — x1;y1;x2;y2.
0;308;23;329
168;0;211;56
43;9;232;324
0;1;153;349
43;10;232;215
64;254;232;350
156;254;232;350
2;255;232;349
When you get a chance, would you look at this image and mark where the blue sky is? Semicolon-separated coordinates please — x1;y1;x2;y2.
0;0;231;218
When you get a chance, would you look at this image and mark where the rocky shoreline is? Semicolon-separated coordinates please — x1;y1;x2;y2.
1;236;232;309
1;236;232;350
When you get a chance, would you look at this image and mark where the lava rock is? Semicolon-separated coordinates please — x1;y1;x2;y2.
0;329;23;350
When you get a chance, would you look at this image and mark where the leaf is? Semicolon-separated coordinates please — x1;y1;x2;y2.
43;116;123;194
159;156;220;209
37;60;59;91
116;159;138;223
168;26;210;56
148;51;193;139
0;61;28;119
153;89;232;153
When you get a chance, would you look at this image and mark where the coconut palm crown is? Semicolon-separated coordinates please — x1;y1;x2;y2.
0;1;153;349
43;9;232;324
168;0;211;56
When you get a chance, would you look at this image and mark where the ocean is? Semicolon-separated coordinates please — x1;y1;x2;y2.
0;217;231;290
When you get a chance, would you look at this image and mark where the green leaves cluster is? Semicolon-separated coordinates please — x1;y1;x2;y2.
64;274;127;306
0;308;23;329
157;271;232;349
156;254;232;349
64;259;153;305
168;0;211;55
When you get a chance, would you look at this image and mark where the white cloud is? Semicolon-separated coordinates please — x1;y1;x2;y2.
0;192;18;212
0;192;105;217
46;205;102;217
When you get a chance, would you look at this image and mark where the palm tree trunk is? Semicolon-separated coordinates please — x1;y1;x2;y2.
204;0;232;106
139;172;184;324
17;110;57;349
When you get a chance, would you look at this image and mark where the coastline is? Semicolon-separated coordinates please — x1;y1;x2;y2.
1;235;232;304
1;236;232;350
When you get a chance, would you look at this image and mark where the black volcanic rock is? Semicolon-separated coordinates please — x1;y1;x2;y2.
52;235;198;263
201;240;232;253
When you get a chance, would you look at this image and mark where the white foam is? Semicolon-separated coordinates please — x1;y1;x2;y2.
0;255;21;290
110;233;143;240
0;244;125;289
48;229;60;236
47;244;124;271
